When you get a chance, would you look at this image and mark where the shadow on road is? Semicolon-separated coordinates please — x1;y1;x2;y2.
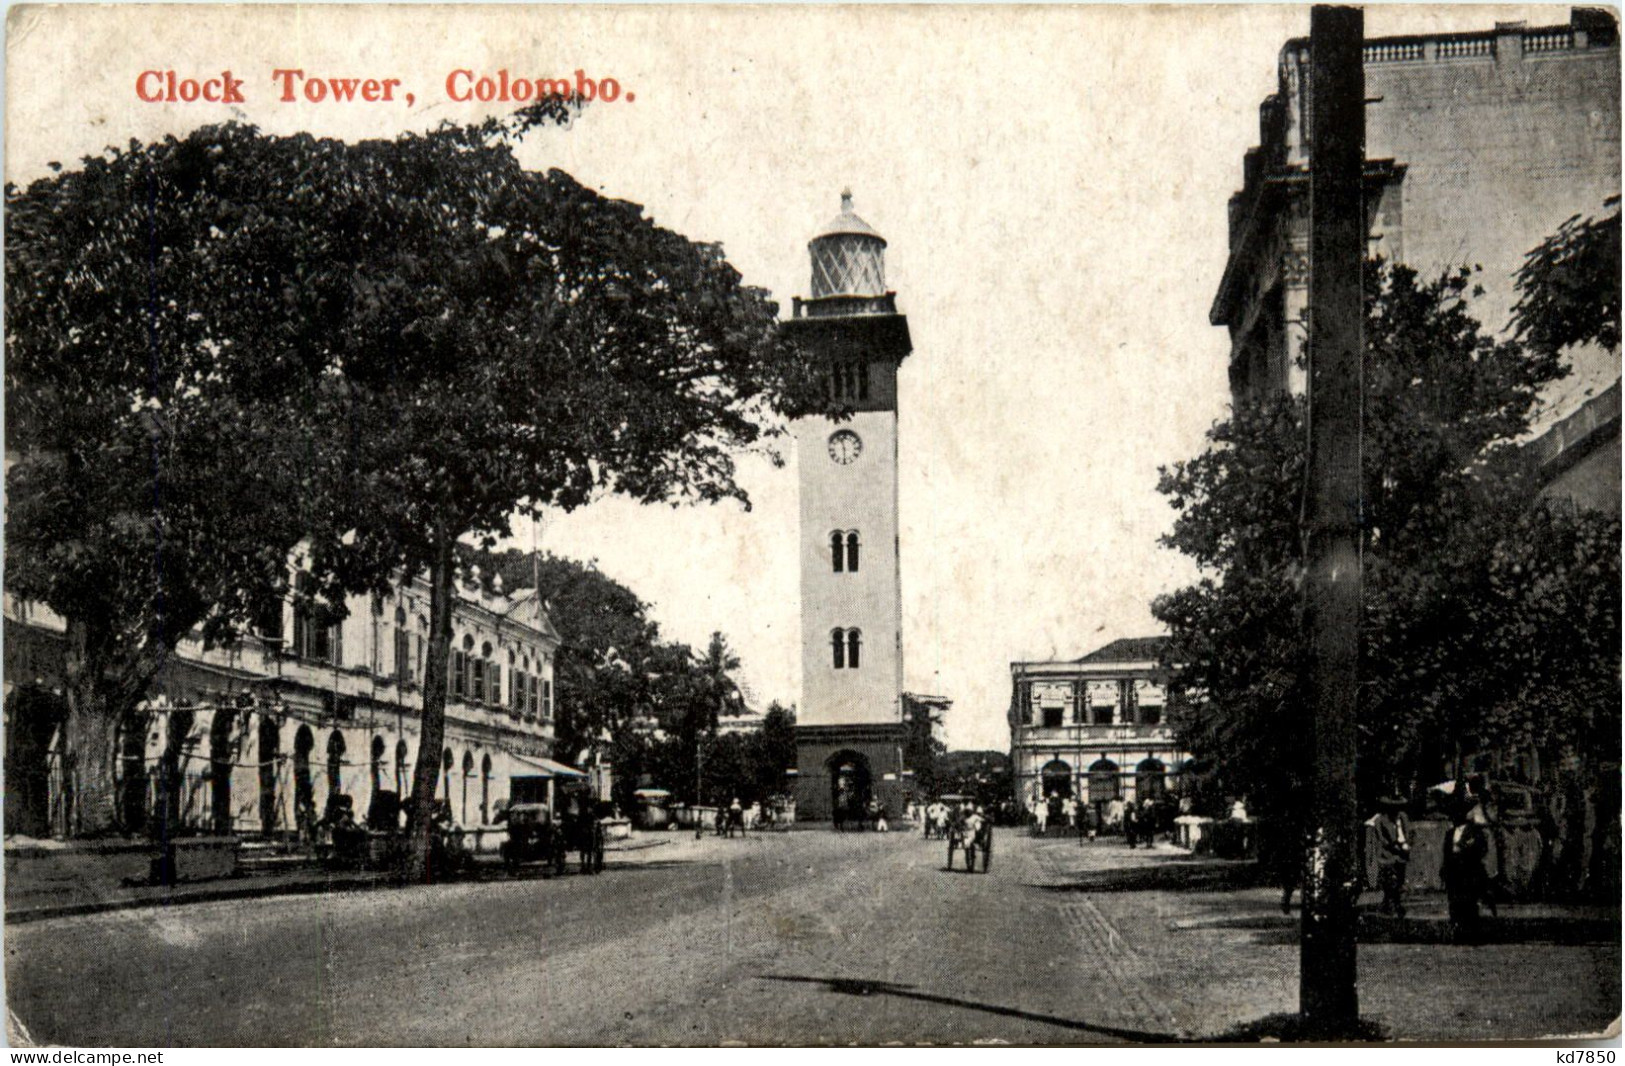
1189;911;1620;947
1356;914;1621;947
1030;855;1272;894
758;974;1183;1043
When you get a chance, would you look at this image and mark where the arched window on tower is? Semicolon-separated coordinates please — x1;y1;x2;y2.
830;531;845;573
845;531;861;572
846;629;862;670
831;628;846;669
857;362;870;401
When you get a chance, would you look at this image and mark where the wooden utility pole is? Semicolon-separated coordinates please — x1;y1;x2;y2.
1300;3;1366;1036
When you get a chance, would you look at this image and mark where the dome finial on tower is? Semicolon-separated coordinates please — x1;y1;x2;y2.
841;187;854;212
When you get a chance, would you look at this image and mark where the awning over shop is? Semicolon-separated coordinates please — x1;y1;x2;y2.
509;753;588;779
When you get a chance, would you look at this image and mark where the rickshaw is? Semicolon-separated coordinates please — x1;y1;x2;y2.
945;802;993;873
498;802;566;876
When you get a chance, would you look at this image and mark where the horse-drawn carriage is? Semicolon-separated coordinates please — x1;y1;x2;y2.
499;803;568;876
945;805;993;873
498;796;605;876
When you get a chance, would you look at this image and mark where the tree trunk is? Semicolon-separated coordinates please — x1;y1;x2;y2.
62;617;120;836
404;536;456;883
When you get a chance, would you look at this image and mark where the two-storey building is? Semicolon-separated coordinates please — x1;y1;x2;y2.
4;559;567;840
1008;637;1187;817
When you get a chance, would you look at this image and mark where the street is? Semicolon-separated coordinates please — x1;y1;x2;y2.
6;829;1618;1046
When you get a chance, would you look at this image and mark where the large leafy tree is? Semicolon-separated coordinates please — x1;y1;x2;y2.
305;118;825;879
7;111;829;864
5;131;366;834
1153;260;1572;822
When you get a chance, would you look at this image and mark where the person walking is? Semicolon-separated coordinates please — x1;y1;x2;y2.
1443;794;1492;943
1061;796;1078;838
1139;798;1157;848
1033;794;1049;837
1123;800;1139;848
1373;795;1412;917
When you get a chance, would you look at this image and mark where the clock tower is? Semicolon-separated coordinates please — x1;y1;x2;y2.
784;192;913;821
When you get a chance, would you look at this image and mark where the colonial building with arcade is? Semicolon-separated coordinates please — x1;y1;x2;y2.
1008;637;1188;817
784;192;918;821
4;560;575;841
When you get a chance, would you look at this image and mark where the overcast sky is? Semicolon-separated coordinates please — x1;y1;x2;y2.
7;3;1579;750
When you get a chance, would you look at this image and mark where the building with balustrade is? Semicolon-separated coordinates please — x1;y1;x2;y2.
1213;8;1620;407
3;559;568;841
1007;637;1188;817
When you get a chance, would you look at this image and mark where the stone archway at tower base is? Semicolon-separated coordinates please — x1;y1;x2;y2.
793;723;910;821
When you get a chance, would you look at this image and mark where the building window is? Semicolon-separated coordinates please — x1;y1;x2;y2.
1042;704;1063;729
845;531;860;572
831;531;845;572
1088;758;1121;805
472;658;486;704
460;752;474;825
326;730;346;794
291;573;340;665
393;608;412;685
480;754;493;824
451;651;467;700
489;663;502;708
828;361;872;402
254;593;285;642
1140;700;1162;726
543;679;553;720
1136;758;1167;799
828;628;864;668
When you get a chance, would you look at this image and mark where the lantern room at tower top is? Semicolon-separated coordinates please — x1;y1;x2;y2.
790;190;911;326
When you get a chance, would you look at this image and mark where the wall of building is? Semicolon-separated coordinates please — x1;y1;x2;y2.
2;563;561;839
1008;655;1189;811
796;401;905;728
1219;18;1620;406
792;724;909;820
1533;380;1623;516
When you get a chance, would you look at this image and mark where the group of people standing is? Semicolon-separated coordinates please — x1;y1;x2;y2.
1370;787;1498;942
1278;781;1499;944
1027;791;1176;846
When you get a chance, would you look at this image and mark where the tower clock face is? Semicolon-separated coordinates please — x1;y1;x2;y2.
827;430;863;465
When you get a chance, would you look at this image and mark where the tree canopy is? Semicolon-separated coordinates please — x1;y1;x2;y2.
6;109;831;856
1511;198;1621;357
1154;258;1617;832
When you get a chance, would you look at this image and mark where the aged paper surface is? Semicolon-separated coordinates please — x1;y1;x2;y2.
4;2;1619;1049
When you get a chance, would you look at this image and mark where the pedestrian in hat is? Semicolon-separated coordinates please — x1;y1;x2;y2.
1442;793;1492;943
1373;794;1412;918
